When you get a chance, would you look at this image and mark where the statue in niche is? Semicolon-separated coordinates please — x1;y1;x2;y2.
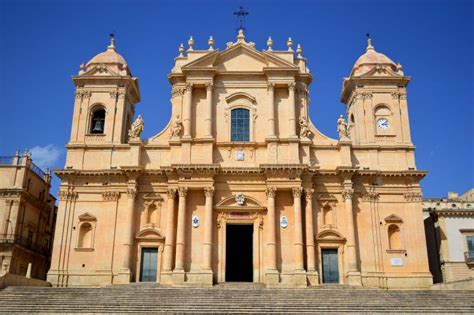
337;115;351;140
128;115;144;140
299;116;313;139
169;115;183;139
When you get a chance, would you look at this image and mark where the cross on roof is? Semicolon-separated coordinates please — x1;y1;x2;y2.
234;6;249;33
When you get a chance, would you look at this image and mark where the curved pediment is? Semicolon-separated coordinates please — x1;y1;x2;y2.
316;229;346;242
78;212;97;222
215;194;265;210
225;92;256;104
135;227;165;241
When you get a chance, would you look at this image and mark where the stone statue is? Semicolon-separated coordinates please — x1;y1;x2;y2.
169;115;183;138
128;115;144;140
337;115;351;140
299;117;313;139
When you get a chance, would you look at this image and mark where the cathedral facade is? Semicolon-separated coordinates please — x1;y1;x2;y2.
47;31;432;288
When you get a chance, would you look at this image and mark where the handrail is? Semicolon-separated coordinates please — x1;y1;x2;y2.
0;234;50;256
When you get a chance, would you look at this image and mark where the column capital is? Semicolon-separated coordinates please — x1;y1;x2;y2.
185;82;193;92
167;188;177;198
178;187;188;197
127;186;137;199
292;187;303;198
266;186;277;198
205;82;213;91
342;188;354;200
304;188;314;200
267;82;275;91
288;82;296;91
204;187;215;197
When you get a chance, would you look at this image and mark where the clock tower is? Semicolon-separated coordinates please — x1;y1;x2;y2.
341;38;412;146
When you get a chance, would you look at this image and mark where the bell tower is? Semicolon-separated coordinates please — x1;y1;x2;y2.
69;35;140;146
341;38;412;145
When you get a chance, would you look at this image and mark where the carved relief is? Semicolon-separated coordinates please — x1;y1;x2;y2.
266;186;277;198
75;89;91;99
178;187;188;197
292;187;303;198
169;115;183;139
167;188;177;199
102;191;120;201
341;188;354;200
128;115;144;140
204;187;215;197
404;192;422;202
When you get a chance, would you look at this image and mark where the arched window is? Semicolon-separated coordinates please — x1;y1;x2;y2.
388;224;401;249
90;108;106;134
231;108;250;141
78;222;93;248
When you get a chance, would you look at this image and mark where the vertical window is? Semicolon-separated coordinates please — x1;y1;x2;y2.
388;224;401;249
231;108;250;141
467;236;474;260
90;108;105;134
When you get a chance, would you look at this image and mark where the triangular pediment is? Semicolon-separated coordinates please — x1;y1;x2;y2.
81;64;121;77
384;214;403;223
182;44;297;72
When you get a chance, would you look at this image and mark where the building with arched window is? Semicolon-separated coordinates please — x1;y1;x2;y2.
48;31;432;289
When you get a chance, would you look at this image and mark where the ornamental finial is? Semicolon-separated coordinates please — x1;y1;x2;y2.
267;36;273;51
296;44;303;58
208;36;215;51
366;33;374;51
187;36;194;51
287;37;293;51
237;29;245;42
178;43;185;57
108;33;116;50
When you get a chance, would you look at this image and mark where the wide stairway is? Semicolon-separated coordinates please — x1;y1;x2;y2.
0;283;472;313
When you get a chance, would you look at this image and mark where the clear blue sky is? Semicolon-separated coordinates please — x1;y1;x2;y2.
0;0;472;198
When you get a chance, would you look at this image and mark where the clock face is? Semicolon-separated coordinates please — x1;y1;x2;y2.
377;118;389;130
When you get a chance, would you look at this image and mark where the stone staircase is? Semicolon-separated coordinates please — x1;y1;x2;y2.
0;283;472;313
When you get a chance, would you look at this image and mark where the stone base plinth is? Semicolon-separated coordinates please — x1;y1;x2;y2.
345;271;362;286
264;270;280;287
115;269;131;285
184;271;213;287
172;270;185;285
293;270;307;287
160;271;173;285
306;271;319;286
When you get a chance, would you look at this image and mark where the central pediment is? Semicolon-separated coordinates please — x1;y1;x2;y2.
182;43;298;73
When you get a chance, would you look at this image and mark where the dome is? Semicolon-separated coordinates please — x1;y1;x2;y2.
87;45;127;66
351;39;397;76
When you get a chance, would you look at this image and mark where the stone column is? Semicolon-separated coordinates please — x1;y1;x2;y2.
304;189;316;272
342;186;362;285
162;188;177;272
288;82;297;138
265;186;279;285
202;187;214;271
182;83;193;139
292;187;304;271
267;83;276;139
117;183;136;283
204;83;213;138
173;187;188;282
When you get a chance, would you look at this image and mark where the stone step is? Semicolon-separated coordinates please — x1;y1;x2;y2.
0;285;472;313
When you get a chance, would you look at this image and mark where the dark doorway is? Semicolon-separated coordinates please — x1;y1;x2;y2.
140;248;158;282
322;248;339;284
226;224;253;282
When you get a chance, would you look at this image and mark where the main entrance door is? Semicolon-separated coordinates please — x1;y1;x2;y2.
140;248;158;282
226;224;253;282
322;248;339;283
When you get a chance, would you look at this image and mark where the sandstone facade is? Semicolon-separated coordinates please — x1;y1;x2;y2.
47;32;432;288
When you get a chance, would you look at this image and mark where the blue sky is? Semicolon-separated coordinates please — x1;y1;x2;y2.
0;0;472;198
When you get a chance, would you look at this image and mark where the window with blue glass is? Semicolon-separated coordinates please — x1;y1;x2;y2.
231;108;250;141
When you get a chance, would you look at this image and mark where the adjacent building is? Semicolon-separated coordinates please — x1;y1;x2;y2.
0;151;57;280
47;31;432;288
423;189;474;284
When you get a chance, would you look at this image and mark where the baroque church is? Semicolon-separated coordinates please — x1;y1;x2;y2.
47;30;432;288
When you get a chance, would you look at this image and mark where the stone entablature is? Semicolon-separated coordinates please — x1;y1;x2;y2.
48;32;432;289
